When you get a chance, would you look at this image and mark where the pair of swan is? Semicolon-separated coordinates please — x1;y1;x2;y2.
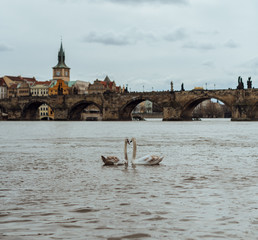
101;138;163;166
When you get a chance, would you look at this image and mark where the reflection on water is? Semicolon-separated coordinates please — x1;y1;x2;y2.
0;119;258;239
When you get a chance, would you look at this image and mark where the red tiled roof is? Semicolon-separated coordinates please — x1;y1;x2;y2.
0;78;6;86
5;75;37;83
100;81;114;89
36;80;51;84
5;75;24;82
23;77;37;82
34;81;51;86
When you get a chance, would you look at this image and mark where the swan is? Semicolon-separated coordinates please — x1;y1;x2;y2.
130;137;163;166
101;138;130;166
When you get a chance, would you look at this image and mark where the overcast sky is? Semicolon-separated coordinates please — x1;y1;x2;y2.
1;0;258;91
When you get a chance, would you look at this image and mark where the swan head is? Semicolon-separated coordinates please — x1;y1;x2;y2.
125;138;130;145
130;137;136;144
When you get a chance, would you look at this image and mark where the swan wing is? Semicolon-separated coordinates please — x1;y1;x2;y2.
101;156;120;165
134;155;163;165
149;155;164;165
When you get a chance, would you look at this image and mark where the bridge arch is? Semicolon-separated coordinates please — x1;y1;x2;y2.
180;95;232;120
68;100;103;120
119;96;163;120
22;100;54;120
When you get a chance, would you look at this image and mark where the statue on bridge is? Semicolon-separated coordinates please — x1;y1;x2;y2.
247;77;252;89
170;81;174;92
181;83;185;91
237;76;244;90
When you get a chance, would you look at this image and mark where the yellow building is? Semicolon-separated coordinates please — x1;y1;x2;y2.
52;42;70;82
39;103;54;120
49;79;69;96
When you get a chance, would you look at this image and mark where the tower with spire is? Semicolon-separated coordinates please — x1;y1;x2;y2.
52;42;70;82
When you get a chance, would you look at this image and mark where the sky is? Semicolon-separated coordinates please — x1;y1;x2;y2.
1;0;258;91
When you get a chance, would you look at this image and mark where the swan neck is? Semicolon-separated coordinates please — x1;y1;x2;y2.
132;138;137;161
124;140;128;162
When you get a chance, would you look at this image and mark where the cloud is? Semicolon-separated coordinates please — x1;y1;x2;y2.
83;31;133;46
54;0;189;4
83;29;157;46
224;39;239;48
164;28;187;42
195;30;219;36
202;61;214;67
238;57;258;70
0;43;12;52
182;41;216;51
94;0;188;5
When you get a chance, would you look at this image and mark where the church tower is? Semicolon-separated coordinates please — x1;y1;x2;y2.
52;42;70;82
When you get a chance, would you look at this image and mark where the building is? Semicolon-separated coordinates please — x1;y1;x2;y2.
81;105;102;121
49;79;69;96
2;75;36;98
39;103;54;120
0;78;8;99
31;81;51;97
88;76;121;94
52;42;70;82
3;75;36;86
16;81;30;97
7;81;30;98
67;80;90;95
3;75;24;88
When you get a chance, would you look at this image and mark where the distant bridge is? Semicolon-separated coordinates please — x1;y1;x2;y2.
0;89;258;121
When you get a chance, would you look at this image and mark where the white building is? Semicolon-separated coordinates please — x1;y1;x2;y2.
30;81;51;96
0;77;8;99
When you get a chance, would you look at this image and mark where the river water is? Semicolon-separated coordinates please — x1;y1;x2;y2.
0;119;258;240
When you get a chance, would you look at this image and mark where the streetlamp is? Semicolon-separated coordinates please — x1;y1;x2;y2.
143;85;144;92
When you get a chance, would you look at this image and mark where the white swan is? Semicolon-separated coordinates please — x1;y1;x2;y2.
101;138;130;166
130;137;163;166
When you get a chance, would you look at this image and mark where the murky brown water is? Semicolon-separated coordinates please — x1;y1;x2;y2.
0;119;258;239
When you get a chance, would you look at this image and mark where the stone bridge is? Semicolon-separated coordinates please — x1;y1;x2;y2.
0;89;258;121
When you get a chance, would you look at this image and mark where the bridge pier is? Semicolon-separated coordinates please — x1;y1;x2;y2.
54;108;69;120
163;107;184;121
231;104;253;121
102;107;121;121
